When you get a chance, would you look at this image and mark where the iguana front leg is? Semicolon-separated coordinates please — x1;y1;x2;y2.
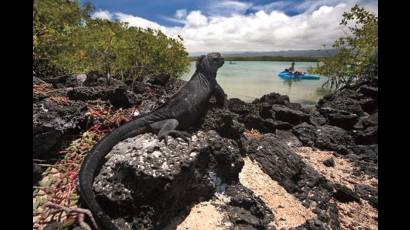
213;83;227;108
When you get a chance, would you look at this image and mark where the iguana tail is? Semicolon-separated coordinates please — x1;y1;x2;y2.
78;115;151;230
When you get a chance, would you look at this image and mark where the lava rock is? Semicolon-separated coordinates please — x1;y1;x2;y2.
293;218;329;230
287;102;303;111
317;89;364;116
64;75;81;87
40;74;72;88
275;129;303;148
68;85;141;108
292;122;317;147
145;73;171;86
129;81;147;94
83;71;104;86
253;92;290;105
347;145;378;178
271;104;310;125
333;184;361;203
108;86;142;108
273;120;293;130
239;114;276;133
353;126;378;145
201;108;245;140
93;131;243;229
67;86;112;101
228;98;258;116
353;112;378;130
359;98;377;114
223;184;274;229
309;111;327;127
358;85;378;99
33;99;88;159
319;107;359;130
33;163;42;186
33;76;47;85
260;102;273;119
323;158;335;167
315;125;354;154
354;184;378;208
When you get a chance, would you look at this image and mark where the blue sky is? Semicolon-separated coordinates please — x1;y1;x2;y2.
80;0;307;27
80;0;378;53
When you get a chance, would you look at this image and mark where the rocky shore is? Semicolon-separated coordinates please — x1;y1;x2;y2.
33;72;377;230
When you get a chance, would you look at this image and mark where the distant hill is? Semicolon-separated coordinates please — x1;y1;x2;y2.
189;49;337;58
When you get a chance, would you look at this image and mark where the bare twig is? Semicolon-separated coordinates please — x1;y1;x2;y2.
45;202;98;229
37;163;55;167
78;213;92;230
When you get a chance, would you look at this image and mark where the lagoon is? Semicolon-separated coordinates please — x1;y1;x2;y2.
182;61;329;104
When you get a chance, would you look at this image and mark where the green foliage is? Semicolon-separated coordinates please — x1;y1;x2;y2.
33;0;190;80
33;0;92;60
311;4;378;90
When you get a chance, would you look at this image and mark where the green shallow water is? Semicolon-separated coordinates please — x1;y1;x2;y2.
182;61;329;104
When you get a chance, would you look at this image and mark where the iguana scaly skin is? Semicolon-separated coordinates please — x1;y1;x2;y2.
78;52;225;230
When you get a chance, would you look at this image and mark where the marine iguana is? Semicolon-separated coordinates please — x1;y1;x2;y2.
78;52;225;229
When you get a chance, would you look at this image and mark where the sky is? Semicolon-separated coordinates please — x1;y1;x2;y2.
79;0;378;54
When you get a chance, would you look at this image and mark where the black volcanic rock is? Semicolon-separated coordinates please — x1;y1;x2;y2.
354;184;378;208
239;114;276;133
68;85;141;108
253;92;290;105
33;98;88;159
201;108;245;140
333;184;361;203
145;73;171;86
93;131;244;229
223;184;275;230
108;85;142;108
228;98;258;116
321;107;359;130
292;122;317;147
271;104;310;125
323;158;335;167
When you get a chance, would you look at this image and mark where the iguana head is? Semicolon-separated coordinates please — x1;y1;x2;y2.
196;52;224;74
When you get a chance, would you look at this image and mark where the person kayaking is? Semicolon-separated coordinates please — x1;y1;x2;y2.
287;62;303;75
288;62;295;72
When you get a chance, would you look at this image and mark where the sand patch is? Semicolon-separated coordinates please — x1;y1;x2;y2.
239;157;316;229
336;199;378;230
294;147;377;190
174;201;226;230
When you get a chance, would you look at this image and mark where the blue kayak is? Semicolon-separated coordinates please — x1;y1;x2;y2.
278;71;320;80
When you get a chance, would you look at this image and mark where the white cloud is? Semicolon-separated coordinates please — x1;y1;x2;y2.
165;3;351;52
210;0;253;16
91;10;113;20
312;5;337;18
251;1;293;12
175;9;187;19
185;11;208;28
92;0;377;53
114;12;167;31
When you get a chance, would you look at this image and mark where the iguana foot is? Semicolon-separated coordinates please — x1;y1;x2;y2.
158;130;191;146
168;130;191;143
158;134;168;145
